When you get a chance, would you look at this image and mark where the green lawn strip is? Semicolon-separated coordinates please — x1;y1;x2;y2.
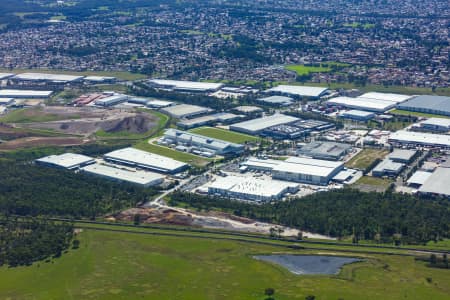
0;68;146;81
133;141;212;167
390;109;450;119
354;176;393;187
189;126;259;144
345;149;389;170
0;228;449;300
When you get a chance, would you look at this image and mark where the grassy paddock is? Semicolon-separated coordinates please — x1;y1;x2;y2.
0;228;448;300
189;126;259;144
133;141;212;167
345;148;389;170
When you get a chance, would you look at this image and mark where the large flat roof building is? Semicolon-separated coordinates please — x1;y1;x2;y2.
95;94;128;107
81;164;164;187
339;110;376;121
272;156;344;185
397;95;450;117
327;96;396;112
0;73;14;80
230;114;299;135
161;104;213;119
412;118;450;133
148;79;223;92
208;175;298;202
359;92;413;103
36;153;95;170
388;149;417;163
418;167;450;197
12;73;84;83
163;129;244;155
298;141;352;161
388;130;450;150
0;89;53;98
372;158;404;177
257;95;294;106
265;85;328;98
104;147;189;174
242;156;343;185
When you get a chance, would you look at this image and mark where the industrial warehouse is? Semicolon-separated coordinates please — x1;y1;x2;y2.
161;129;244;156
241;156;344;185
207;175;299;202
147;79;223;92
161;104;214;119
397;95;450;117
229;114;299;135
0;89;54;98
104;147;189;174
36;153;95;170
388;130;450;150
81;164;164;187
265;85;328;99
297;141;352;161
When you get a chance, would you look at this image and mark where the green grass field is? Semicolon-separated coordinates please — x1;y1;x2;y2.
390;109;450;119
354;176;393;187
0;228;448;300
133;141;212;167
0;68;146;81
285;62;350;76
0;108;80;123
189;127;259;144
345;149;389;170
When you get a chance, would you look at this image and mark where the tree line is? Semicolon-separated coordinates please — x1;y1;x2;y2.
0;217;74;267
169;188;450;245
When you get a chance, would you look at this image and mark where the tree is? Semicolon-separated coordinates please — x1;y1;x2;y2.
305;295;316;300
264;288;275;299
133;214;141;226
430;254;437;265
72;239;80;249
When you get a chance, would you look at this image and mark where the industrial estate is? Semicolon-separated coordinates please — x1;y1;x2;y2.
0;1;449;300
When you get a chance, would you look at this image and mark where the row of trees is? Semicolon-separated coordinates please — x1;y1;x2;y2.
0;217;74;267
169;189;450;244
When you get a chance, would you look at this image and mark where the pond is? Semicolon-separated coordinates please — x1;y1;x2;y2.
254;255;362;275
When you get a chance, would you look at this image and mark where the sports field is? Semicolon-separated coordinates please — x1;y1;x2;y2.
0;228;448;300
189;126;259;143
345;148;389;170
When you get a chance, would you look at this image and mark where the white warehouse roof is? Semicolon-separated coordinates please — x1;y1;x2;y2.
359;92;413;103
407;170;432;186
327;96;396;112
389;130;450;148
148;79;223;91
81;164;164;187
13;72;84;83
208;175;297;200
104;147;188;173
161;104;213;118
36;153;95;169
419;167;450;197
230;114;298;134
265;85;328;97
0;73;14;80
275;156;344;177
0;89;53;98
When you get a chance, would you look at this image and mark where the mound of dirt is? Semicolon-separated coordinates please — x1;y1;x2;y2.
103;114;154;134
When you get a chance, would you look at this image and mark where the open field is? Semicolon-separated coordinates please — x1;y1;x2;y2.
0;227;448;300
285;62;350;76
189;126;259;143
133;141;212;167
2;107;160;139
352;176;394;192
390;109;450;119
0;68;147;81
0;136;87;150
345;148;389;170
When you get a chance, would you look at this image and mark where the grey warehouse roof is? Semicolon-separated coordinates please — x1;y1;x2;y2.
257;95;294;105
407;170;432;186
265;85;328;97
230;114;298;134
388;149;417;162
164;128;243;151
82;164;164;186
161;104;213;118
397;95;450;116
104;147;188;173
419;167;450;197
36;153;94;169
